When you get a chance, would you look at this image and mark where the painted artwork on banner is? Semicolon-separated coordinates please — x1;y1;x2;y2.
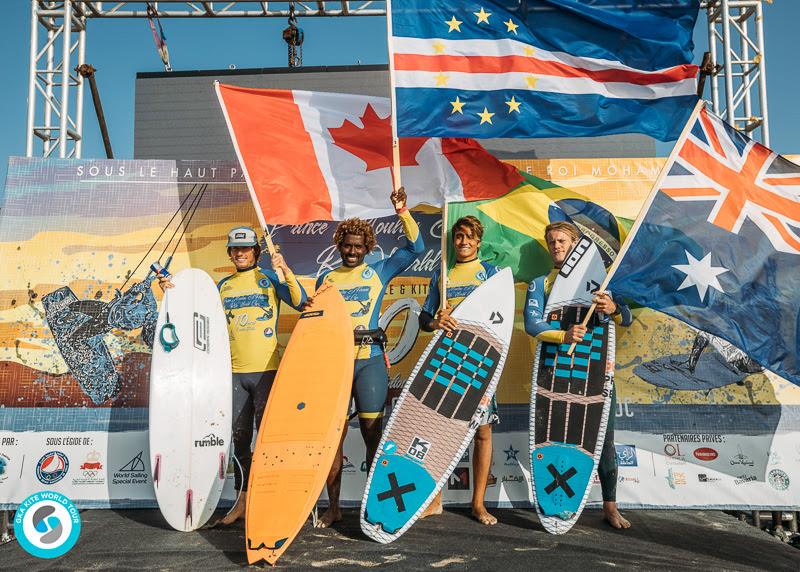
1;156;799;510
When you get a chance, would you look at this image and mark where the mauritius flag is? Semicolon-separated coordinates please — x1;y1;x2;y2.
448;172;629;283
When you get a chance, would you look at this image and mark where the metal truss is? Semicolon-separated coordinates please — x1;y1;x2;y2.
25;2;387;158
26;1;772;157
703;0;769;145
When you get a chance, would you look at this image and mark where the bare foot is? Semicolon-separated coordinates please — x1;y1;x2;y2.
214;492;247;526
472;505;497;526
603;501;631;529
420;496;443;519
314;507;342;528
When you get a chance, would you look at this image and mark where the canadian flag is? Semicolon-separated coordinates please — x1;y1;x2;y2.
215;83;522;224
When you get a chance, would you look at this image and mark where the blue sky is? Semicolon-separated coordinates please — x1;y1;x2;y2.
2;2;798;184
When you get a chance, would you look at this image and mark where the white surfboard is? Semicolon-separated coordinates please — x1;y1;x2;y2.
149;268;232;531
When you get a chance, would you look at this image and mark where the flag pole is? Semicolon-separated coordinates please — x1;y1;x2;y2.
386;0;403;195
566;98;706;354
215;80;285;282
386;0;446;309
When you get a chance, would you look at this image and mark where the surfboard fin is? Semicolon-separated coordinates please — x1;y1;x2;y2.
153;454;161;487
185;489;193;528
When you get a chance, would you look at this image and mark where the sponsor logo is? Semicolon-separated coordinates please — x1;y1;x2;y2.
407;437;430;462
559;237;591;278
767;450;784;466
502;474;525;484
730;448;754;467
383;440;397;455
615;444;638;467
487;472;497;488
0;452;9;483
36;451;69;485
193;312;209;352
697;473;722;483
693;447;718;462
361;267;375;280
194;433;225;448
73;450;105;486
263;327;274;337
663;443;687;465
14;491;82;559
1;436;17;446
459;449;470;464
734;474;757;485
476;270;487;281
617;475;640;485
113;451;149;486
665;468;686;489
448;467;470;490
342;455;355;473
503;445;519;465
300;310;324;319
768;469;790;491
360;460;368;473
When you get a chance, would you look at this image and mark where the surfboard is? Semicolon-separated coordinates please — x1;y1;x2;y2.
149;268;232;532
360;268;514;544
529;236;615;535
245;282;354;565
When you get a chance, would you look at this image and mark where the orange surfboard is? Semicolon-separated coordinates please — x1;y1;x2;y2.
245;283;354;565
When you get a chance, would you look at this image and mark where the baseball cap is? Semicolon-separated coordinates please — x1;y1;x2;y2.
227;226;258;247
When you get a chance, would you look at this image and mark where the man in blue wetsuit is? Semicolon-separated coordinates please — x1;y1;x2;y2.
311;186;424;528
524;221;633;529
417;215;501;525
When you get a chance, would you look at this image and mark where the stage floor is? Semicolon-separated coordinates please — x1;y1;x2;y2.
2;508;798;570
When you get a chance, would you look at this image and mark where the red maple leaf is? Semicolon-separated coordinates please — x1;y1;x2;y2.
328;103;429;172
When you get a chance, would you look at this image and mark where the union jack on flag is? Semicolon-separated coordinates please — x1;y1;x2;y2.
661;106;800;254
609;104;800;386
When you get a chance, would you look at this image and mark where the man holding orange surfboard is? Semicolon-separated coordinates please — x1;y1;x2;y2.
310;187;424;528
158;226;307;525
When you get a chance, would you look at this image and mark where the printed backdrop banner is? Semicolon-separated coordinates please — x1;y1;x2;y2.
1;157;798;510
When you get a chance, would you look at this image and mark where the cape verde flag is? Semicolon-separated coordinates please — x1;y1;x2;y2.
390;0;700;141
609;105;800;385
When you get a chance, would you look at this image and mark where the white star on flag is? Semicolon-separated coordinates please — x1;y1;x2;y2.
672;250;729;302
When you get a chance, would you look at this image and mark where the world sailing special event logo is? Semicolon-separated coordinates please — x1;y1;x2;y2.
35;451;69;485
14;491;81;559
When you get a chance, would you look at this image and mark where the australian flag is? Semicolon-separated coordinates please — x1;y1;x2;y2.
609;105;800;385
389;0;700;141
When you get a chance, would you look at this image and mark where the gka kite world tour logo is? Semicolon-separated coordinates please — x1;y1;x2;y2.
14;491;81;559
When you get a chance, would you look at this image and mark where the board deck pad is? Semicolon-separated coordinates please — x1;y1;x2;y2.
361;268;514;543
245;283;354;565
149;268;232;532
529;238;615;535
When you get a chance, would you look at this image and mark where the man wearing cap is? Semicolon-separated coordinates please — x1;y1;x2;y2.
158;226;307;524
310;186;424;528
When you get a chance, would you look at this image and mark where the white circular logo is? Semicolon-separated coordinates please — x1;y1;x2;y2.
14;491;81;558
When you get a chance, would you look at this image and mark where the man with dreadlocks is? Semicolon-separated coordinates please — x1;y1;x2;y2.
310;186;424;528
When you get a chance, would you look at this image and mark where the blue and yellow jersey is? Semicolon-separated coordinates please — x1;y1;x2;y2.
523;268;632;344
316;210;424;360
218;267;307;373
419;259;499;330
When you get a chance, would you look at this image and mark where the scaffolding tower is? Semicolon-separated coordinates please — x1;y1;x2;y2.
704;0;770;146
26;1;772;159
